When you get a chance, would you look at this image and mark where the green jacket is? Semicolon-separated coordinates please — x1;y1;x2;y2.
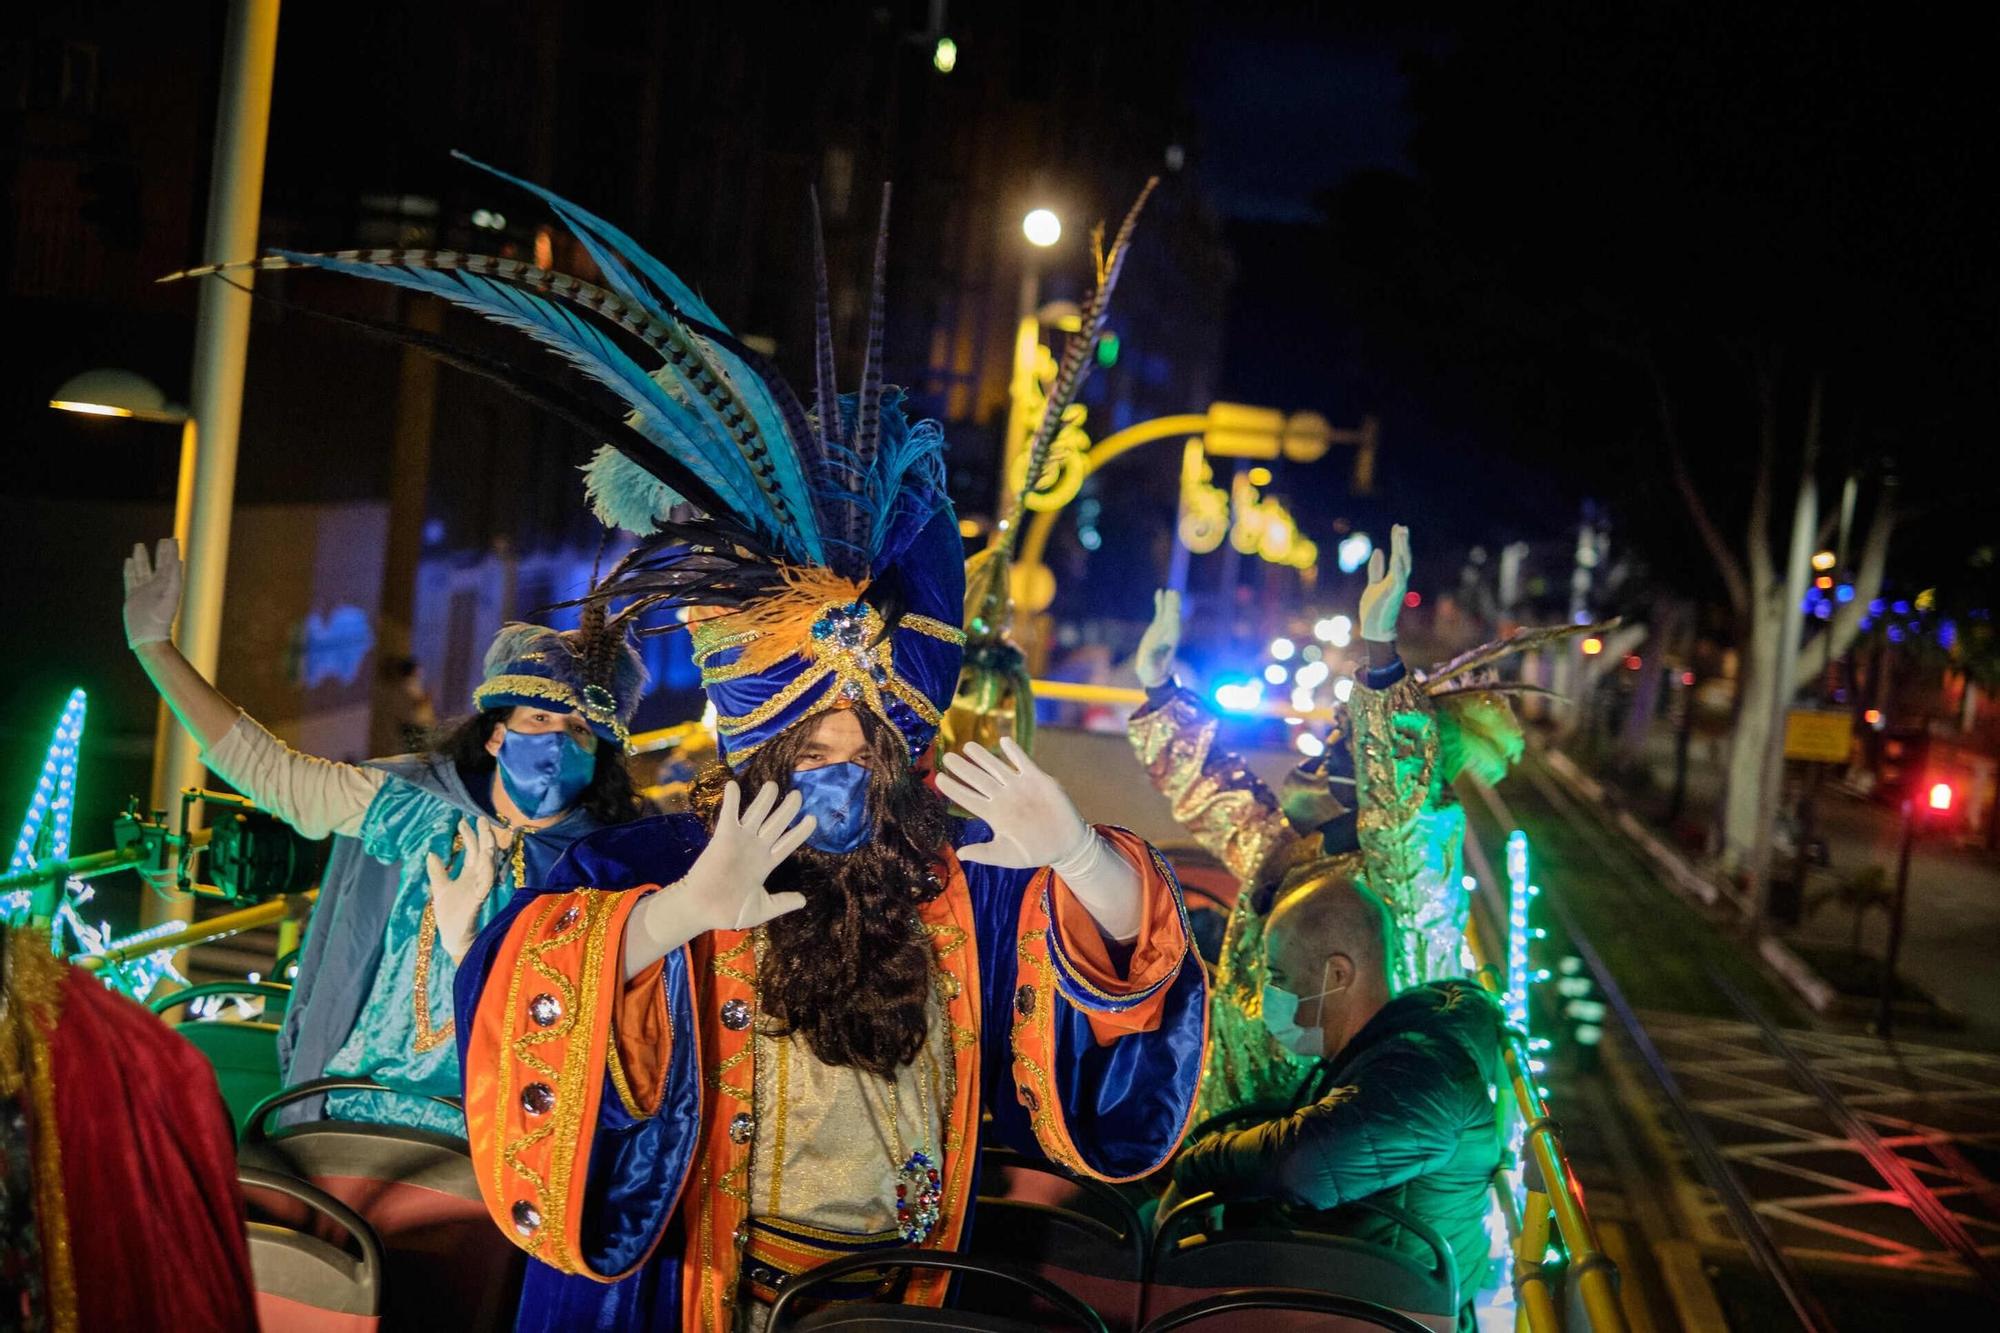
1173;980;1507;1311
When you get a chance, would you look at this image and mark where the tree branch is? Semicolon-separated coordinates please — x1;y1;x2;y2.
1793;483;1895;693
1649;356;1751;620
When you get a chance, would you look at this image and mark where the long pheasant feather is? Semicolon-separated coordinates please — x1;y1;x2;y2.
852;185;893;491
1001;177;1158;558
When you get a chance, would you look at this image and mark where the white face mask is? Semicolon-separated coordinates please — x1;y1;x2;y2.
1261;958;1338;1058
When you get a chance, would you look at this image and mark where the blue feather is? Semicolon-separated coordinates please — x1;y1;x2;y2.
268;249;801;553
454;153;825;562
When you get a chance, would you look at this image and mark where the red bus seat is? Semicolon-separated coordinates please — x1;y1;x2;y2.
240;1078;523;1332
240;1166;383;1333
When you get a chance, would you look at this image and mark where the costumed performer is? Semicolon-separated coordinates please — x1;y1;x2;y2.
176;159;1205;1329
120;538;649;1133
1130;525;1547;1123
1;923;257;1331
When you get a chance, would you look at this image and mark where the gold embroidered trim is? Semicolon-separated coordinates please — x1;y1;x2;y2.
1008;928;1086;1174
496;895;594;1271
411;903;454;1053
1;929;77;1333
473;674;630;743
540;892;616;1270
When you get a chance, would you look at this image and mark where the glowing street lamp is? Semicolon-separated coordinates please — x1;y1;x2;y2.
932;36;958;73
1022;208;1062;248
50;368;188;424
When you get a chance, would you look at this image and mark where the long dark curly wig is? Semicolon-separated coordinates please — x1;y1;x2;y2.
695;708;949;1079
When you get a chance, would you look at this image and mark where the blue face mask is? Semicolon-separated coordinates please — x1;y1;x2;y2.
791;761;872;854
1261;959;1336;1058
496;728;596;819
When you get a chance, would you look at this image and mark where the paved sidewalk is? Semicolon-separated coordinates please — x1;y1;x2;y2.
1570;722;2000;1049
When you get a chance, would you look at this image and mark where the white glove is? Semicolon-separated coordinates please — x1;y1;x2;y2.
677;781;814;932
938;739;1091;869
1358;523;1412;644
939;738;1141;940
122;538;184;647
1135;589;1181;689
426;818;501;963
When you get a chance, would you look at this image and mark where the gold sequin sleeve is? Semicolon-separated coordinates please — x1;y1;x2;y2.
1127;685;1298;888
1347;671;1468;987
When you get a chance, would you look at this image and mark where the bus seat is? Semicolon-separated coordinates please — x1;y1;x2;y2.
150;981;291;1135
240;1166;383;1333
240;1078;523;1332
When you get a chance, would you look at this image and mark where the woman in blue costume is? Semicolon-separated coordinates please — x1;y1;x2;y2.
121;537;649;1133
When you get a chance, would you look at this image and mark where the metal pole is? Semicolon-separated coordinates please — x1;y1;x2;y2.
143;0;282;932
1878;798;1916;1036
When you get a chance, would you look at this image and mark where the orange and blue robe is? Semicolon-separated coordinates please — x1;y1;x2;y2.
453;815;1206;1332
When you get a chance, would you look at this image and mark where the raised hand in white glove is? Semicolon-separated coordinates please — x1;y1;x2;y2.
677;781;814;933
122;538;183;648
427;818;502;963
939;738;1141;940
1135;589;1182;689
937;738;1088;868
1357;523;1412;644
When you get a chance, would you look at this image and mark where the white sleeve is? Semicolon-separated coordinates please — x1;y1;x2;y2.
202;714;387;840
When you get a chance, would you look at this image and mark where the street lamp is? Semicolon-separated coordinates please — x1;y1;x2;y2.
49;369;204;856
1022;208;1062;248
50;369;189;423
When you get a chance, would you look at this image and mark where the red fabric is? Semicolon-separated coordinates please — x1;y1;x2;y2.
253;1290;380;1333
47;970;257;1332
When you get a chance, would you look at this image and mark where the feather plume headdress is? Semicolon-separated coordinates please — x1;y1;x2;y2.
947;179;1159;753
167;155;962;761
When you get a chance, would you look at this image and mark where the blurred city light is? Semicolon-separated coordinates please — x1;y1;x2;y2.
1313;614;1353;647
1835;583;1854;603
1022;208;1062;247
1864;708;1884;728
1404;591;1421;608
1296;732;1327;758
1332;677;1355;703
1811;549;1837;572
1213;679;1265;714
1270;636;1296;660
932;36;958;73
1929;782;1955;812
1295;660;1330;688
1580;637;1603;655
1336;532;1373;574
1264;664;1289;685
